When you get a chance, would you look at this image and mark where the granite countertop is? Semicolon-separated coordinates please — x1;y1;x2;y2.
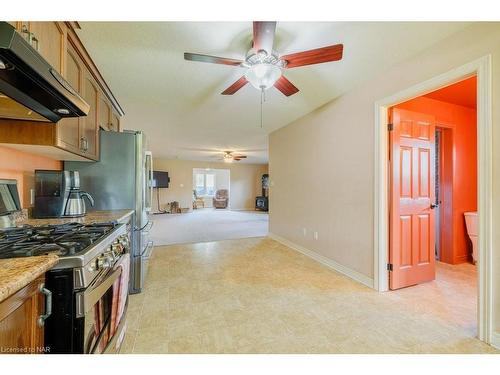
16;209;134;227
0;255;59;303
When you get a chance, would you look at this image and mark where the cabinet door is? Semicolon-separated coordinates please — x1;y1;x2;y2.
27;22;66;74
0;277;45;353
82;71;99;159
56;42;82;153
111;112;120;132
99;95;111;131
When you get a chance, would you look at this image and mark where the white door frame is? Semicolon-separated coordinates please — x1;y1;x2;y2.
373;55;493;343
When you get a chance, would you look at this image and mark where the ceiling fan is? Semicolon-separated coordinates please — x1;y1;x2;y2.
184;21;344;97
221;151;247;162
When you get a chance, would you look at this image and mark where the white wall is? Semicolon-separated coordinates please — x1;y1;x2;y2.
268;23;500;334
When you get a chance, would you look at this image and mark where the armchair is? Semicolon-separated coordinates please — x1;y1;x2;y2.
213;189;229;209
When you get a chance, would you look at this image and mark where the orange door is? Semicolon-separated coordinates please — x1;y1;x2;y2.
389;108;436;289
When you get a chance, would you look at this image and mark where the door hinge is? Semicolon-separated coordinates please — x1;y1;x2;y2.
388;123;394;131
387;263;393;271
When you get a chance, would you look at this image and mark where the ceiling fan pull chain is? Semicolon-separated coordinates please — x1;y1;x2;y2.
260;87;264;128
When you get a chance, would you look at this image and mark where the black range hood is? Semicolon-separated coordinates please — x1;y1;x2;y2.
0;22;90;123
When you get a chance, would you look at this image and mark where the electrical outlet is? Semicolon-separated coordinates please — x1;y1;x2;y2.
302;228;307;236
30;189;35;205
314;231;319;240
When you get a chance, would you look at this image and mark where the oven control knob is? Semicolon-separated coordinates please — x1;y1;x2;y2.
118;235;129;248
111;243;122;254
97;255;112;270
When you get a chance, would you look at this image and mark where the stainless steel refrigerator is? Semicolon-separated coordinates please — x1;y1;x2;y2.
65;130;153;294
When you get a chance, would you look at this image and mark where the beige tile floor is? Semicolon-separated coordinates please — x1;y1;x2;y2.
120;237;498;354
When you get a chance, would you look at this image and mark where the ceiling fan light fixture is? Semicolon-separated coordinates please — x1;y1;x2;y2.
244;63;282;90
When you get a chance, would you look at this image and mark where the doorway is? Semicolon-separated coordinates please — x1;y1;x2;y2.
373;56;493;344
192;168;230;209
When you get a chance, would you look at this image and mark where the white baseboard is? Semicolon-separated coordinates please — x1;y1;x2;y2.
268;232;374;289
491;332;500;350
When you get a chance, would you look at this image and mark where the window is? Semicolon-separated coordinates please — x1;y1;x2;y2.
194;172;216;196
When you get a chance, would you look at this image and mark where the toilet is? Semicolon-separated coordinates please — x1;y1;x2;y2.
464;212;478;264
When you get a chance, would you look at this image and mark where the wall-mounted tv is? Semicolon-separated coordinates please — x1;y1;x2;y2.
152;171;170;188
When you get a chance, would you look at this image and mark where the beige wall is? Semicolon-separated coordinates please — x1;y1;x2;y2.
153;158;268;211
269;23;500;333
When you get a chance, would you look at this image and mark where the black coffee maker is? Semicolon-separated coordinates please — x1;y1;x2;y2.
33;170;84;218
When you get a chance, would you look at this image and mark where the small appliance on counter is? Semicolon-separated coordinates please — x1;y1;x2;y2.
33;170;95;218
0;178;22;228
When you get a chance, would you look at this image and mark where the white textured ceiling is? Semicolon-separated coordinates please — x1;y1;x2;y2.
77;22;470;164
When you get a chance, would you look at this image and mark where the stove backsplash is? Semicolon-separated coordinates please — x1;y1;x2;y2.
0;145;62;209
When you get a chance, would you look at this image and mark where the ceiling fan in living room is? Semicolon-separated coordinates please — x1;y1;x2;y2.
221;151;247;162
184;21;344;97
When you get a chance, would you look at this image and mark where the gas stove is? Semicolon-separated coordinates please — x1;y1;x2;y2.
4;220;136;354
0;222;116;259
0;221;129;281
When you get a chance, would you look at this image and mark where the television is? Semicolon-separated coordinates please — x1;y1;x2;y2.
152;171;170;188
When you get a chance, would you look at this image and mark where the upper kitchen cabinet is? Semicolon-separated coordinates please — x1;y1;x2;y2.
111;111;121;132
99;95;112;131
56;42;83;155
0;22;124;162
81;72;99;159
9;22;66;74
26;22;66;74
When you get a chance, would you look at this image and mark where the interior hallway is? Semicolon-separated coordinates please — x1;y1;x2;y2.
121;237;496;354
149;209;269;246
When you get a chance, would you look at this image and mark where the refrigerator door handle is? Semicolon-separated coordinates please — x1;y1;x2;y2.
144;151;153;213
135;220;153;232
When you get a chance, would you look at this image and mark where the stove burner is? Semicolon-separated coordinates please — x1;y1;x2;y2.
0;222;116;259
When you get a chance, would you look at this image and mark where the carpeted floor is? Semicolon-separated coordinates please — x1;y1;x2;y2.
149;209;269;245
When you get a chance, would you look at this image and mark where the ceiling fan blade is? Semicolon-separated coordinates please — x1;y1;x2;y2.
234;155;247;158
253;21;277;56
221;76;249;95
282;44;343;69
274;76;299;96
184;52;243;67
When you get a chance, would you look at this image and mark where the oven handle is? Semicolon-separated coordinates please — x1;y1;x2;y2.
78;267;122;316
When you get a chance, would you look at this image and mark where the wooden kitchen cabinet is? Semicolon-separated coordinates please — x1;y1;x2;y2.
56;42;84;155
26;22;66;74
111;111;121;132
99;95;112;131
82;71;99;159
0;276;46;354
0;21;124;161
11;22;66;74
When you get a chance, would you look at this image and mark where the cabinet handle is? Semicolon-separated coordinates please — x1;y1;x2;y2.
80;137;89;152
37;283;52;327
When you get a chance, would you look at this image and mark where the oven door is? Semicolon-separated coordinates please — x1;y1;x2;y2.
76;264;128;354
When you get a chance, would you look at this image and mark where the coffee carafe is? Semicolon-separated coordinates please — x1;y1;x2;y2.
63;171;95;217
